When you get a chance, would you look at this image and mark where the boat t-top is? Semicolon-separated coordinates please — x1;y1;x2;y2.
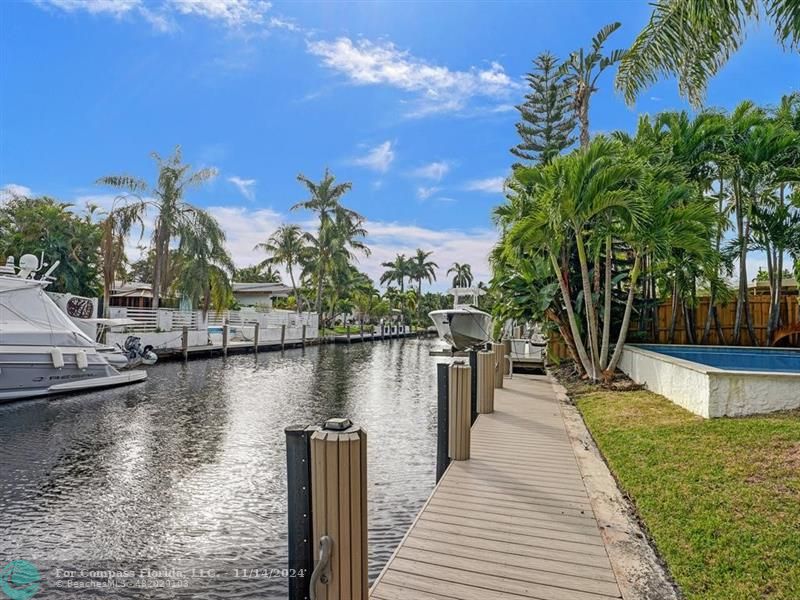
429;287;492;351
0;253;149;402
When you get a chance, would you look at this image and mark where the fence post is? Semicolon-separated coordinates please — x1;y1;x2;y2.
281;324;286;351
478;350;495;414
449;362;471;461
302;324;307;348
310;419;368;600
181;326;188;361
286;425;314;600
436;363;450;482
253;322;260;352
222;322;229;357
468;350;478;424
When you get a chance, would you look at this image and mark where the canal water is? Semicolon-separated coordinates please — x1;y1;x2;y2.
0;338;443;598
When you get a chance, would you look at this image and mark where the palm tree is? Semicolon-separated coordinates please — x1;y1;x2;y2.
560;22;625;148
233;264;281;283
172;211;234;315
291;169;362;315
255;224;307;311
97;146;218;309
617;0;800;107
409;249;438;322
380;254;411;292
94;195;146;317
447;262;474;288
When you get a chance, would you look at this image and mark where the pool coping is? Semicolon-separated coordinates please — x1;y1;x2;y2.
627;344;800;379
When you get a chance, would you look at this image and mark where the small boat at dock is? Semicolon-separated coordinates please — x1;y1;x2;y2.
0;254;148;402
429;287;492;350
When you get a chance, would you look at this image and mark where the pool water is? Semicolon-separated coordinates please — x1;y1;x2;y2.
637;345;800;373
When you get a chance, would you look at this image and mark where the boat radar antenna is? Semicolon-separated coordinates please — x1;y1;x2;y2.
17;254;40;280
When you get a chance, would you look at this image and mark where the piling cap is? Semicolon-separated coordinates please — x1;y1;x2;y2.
323;417;353;431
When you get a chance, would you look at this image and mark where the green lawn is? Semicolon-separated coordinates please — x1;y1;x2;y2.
575;389;800;600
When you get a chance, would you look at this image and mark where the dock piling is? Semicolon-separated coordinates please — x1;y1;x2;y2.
492;342;505;388
181;326;188;361
448;362;471;461
253;322;260;352
310;420;368;600
302;324;306;348
503;339;512;375
436;363;450;482
477;350;495;414
281;324;286;351
222;322;229;358
468;350;478;424
286;425;315;600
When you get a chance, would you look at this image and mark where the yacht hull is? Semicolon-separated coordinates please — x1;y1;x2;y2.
0;350;147;402
429;309;492;350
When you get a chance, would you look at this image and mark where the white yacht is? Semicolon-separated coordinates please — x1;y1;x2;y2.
429;287;492;351
0;254;147;402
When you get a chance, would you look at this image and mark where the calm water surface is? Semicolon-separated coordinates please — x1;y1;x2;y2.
0;339;442;598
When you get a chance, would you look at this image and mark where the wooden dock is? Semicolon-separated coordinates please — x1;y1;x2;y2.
370;374;622;600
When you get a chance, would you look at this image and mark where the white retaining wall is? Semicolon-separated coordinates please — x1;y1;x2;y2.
619;345;800;418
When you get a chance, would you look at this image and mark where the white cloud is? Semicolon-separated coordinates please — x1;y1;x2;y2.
38;0;142;16
351;141;395;173
168;0;272;27
464;176;506;194
195;205;496;289
416;186;440;200
36;0;279;30
228;176;257;201
0;183;33;202
207;205;283;267
307;37;518;116
412;161;450;182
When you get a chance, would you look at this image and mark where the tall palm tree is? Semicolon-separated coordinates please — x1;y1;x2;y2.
291;169;362;315
255;224;307;312
94;195;146;317
380;254;411;292
97;146;218;309
173;211;234;315
617;0;800;107
409;249;438;321
447;262;474;288
560;22;625;148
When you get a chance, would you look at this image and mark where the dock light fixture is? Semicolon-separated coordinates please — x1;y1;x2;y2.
323;417;352;431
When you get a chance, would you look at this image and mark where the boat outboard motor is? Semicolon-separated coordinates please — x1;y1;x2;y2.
121;336;158;367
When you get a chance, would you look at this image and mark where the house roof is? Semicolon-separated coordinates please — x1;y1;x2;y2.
232;282;292;297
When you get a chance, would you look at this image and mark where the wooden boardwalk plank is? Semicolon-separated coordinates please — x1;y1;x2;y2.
370;374;621;599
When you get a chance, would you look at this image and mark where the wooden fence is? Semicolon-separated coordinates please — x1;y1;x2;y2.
546;295;800;361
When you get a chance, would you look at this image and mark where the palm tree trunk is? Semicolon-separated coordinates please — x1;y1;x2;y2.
742;215;758;345
702;175;725;344
605;255;641;377
600;236;612;369
576;233;601;380
549;252;594;377
288;264;300;314
668;277;679;343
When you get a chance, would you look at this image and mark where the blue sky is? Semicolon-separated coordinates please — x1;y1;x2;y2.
1;0;798;288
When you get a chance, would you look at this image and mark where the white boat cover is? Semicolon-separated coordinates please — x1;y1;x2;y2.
0;279;96;347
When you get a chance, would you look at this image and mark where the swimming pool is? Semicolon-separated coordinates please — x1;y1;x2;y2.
619;344;800;418
636;345;800;373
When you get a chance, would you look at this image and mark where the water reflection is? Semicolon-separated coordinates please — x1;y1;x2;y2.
0;339;442;598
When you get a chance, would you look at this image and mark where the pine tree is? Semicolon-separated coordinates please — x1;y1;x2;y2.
511;52;575;165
